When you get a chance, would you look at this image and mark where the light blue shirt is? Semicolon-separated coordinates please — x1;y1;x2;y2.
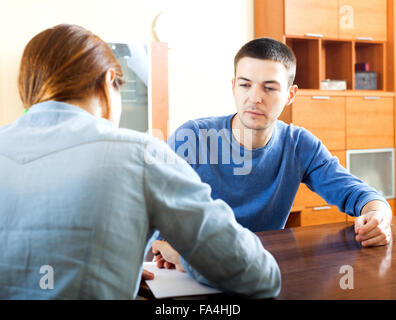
0;101;280;299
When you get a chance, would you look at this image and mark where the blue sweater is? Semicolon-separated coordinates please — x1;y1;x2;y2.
167;114;387;231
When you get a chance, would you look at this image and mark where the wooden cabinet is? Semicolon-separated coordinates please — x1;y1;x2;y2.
292;96;345;150
346;96;394;149
286;38;321;89
255;0;389;91
338;0;387;41
256;0;396;227
284;0;338;38
300;206;346;226
151;42;170;140
354;42;385;90
322;40;354;89
285;37;385;91
255;0;387;41
286;205;346;228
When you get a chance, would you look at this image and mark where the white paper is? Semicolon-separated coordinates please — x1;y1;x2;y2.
143;262;222;299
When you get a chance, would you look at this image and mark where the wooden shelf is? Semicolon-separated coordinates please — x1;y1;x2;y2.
286;36;386;91
322;40;353;89
296;89;395;96
286;38;320;89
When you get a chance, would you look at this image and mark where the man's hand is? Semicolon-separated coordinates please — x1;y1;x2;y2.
152;240;185;272
355;200;393;247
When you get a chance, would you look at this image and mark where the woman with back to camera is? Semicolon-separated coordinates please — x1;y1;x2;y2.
0;24;280;299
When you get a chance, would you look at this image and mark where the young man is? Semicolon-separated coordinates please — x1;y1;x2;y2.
163;37;392;251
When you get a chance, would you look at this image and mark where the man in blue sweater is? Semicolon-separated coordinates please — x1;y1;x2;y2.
154;38;392;269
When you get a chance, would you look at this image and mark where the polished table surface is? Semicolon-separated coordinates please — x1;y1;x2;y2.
258;222;395;299
141;222;396;299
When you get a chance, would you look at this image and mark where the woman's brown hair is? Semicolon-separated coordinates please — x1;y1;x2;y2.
18;24;125;109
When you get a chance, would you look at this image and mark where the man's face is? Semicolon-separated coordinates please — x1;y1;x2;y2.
232;57;296;131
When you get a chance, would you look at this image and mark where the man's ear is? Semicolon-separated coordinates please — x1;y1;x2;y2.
231;78;236;94
286;84;298;106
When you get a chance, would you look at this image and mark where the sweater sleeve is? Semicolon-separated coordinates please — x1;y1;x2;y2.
296;128;389;217
143;137;281;298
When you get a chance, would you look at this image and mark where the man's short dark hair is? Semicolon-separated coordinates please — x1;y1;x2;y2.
234;37;296;87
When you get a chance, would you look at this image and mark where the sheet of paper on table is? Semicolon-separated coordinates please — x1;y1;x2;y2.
143;262;222;299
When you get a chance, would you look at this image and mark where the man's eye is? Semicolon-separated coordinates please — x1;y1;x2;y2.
264;86;276;91
239;83;250;88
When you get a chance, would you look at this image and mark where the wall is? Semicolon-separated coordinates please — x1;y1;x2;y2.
0;0;254;133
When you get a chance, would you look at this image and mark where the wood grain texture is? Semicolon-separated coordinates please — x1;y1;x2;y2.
346;96;394;149
151;42;169;140
338;0;387;41
254;0;284;41
257;222;396;299
292;96;346;150
141;223;396;299
284;0;338;38
300;206;347;226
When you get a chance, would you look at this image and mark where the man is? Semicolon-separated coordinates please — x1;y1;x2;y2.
162;37;392;252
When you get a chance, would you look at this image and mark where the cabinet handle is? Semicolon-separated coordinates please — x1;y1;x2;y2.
313;206;331;211
312;96;330;100
305;33;323;38
363;96;380;100
356;37;373;41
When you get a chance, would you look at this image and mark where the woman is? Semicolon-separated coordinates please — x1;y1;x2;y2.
0;24;280;299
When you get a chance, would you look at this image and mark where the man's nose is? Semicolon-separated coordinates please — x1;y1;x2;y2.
248;88;263;104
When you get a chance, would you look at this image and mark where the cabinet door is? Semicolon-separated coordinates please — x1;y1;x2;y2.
292;95;346;150
293;151;346;208
301;206;346;226
346;96;394;149
284;0;338;38
338;0;387;41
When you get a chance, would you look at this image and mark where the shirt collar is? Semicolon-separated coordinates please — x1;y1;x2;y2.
28;100;113;127
29;100;92;115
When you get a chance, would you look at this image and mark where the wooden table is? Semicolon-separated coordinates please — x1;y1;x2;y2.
258;222;396;299
140;222;395;299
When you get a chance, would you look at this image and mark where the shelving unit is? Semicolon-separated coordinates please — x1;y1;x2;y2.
255;0;396;227
285;37;320;89
322;40;353;89
285;37;385;91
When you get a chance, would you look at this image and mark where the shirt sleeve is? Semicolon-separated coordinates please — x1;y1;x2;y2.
296;128;389;217
142;137;281;299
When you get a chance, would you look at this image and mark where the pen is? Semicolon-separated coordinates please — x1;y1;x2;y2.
152;251;161;262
